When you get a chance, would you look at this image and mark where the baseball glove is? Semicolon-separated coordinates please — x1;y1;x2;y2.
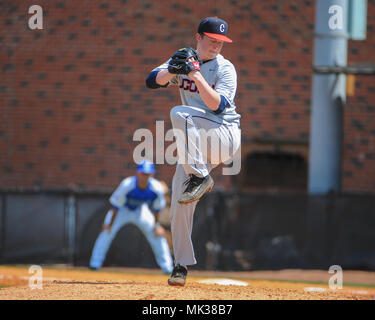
168;47;201;75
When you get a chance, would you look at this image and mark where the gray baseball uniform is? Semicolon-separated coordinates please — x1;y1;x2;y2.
147;53;241;266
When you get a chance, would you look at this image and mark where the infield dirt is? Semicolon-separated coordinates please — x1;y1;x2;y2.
0;265;374;300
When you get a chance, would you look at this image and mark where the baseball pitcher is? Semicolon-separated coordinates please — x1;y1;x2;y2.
146;17;241;286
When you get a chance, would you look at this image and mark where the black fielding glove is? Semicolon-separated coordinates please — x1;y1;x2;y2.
168;47;201;75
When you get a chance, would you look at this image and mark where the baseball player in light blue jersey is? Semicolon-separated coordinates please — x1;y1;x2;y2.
146;17;241;286
89;160;173;274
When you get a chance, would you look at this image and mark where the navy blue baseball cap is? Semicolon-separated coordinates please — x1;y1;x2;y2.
136;160;155;175
197;17;233;43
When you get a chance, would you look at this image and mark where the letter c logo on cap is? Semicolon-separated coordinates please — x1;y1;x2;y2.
220;24;225;33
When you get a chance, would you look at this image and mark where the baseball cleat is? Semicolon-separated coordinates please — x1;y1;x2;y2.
178;174;214;204
168;264;188;286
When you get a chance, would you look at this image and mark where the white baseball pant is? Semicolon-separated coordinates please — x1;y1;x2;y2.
169;105;241;266
90;205;173;273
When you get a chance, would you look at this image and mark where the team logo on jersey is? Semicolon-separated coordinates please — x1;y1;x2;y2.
179;78;215;93
180;78;198;92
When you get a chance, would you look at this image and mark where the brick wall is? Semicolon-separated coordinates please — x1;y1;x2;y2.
344;20;375;193
343;74;375;193
0;0;374;193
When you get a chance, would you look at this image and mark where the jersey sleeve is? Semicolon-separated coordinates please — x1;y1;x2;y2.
151;192;166;213
149;180;166;213
109;178;133;209
214;62;237;112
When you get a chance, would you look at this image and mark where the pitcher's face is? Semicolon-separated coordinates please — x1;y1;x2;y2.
196;33;224;61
